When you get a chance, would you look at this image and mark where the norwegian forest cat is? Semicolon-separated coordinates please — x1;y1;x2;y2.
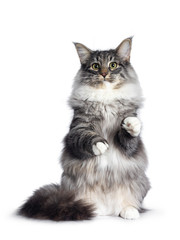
19;37;150;220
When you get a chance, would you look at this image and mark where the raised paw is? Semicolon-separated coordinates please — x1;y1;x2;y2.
120;206;140;220
122;117;141;137
92;142;109;156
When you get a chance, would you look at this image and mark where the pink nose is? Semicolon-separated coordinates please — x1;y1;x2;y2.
101;72;108;77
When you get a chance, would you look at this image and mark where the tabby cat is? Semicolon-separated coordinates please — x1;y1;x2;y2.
19;37;150;220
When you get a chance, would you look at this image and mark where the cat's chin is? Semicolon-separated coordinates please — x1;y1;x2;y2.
103;81;112;88
93;80;114;90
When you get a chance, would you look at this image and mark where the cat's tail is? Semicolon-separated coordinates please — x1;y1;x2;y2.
18;184;95;221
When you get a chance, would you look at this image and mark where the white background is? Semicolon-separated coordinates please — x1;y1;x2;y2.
0;0;180;239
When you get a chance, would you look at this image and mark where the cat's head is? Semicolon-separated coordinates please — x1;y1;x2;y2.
74;37;138;90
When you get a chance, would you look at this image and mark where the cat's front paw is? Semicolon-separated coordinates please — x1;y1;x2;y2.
120;206;140;220
122;117;141;137
92;142;109;156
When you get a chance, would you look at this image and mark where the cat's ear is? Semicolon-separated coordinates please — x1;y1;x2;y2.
116;37;133;62
73;42;92;64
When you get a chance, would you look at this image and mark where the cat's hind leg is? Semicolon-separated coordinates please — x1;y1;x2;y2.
117;186;141;220
120;206;140;220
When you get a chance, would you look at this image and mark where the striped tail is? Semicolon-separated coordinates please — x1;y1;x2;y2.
18;184;95;221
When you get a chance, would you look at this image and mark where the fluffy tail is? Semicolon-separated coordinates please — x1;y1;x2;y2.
18;184;95;221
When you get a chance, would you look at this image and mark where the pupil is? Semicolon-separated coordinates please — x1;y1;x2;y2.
93;64;99;69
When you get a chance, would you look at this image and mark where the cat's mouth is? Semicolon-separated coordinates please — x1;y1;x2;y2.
99;75;115;83
104;78;114;83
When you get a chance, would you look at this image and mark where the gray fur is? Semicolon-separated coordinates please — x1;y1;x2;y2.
19;38;150;220
61;99;150;204
61;38;150;216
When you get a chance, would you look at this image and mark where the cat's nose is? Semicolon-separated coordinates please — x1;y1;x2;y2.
101;72;108;78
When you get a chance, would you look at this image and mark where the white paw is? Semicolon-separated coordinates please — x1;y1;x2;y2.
122;117;141;137
92;142;109;156
120;206;140;220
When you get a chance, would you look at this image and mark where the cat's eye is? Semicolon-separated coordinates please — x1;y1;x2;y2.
92;63;100;71
109;62;117;70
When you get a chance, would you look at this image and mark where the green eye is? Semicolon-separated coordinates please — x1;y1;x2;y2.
92;63;100;71
109;62;117;70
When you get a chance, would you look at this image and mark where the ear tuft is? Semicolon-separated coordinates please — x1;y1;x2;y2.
116;37;133;62
73;42;92;64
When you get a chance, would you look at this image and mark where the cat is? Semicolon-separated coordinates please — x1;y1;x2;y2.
18;37;150;221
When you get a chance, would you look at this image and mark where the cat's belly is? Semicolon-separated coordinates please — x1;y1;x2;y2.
96;144;137;177
75;146;139;216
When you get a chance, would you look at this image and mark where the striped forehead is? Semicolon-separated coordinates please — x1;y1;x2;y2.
91;51;115;64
